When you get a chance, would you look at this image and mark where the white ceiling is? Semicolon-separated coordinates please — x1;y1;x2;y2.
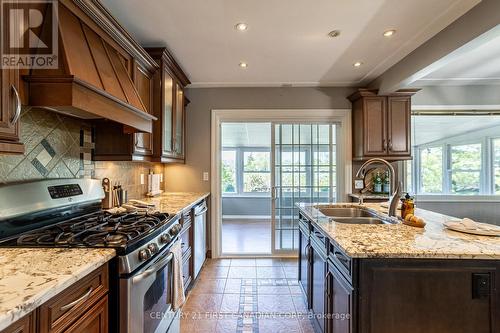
413;115;500;145
415;31;500;86
101;0;479;88
221;123;271;147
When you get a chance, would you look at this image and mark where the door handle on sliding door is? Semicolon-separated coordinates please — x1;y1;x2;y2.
271;187;278;201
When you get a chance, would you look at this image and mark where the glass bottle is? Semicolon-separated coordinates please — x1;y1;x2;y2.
373;172;382;193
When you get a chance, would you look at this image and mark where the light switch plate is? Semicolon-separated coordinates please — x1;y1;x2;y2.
203;172;209;181
354;179;364;189
140;174;145;185
160;174;163;182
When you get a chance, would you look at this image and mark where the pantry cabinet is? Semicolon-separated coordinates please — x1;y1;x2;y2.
146;47;190;163
349;89;417;161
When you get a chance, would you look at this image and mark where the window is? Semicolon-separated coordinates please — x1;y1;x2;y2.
408;114;500;196
221;150;236;194
420;147;443;193
494;139;500;194
243;151;271;193
450;143;481;195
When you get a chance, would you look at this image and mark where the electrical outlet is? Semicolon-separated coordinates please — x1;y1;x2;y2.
203;172;209;181
140;174;145;185
354;179;364;189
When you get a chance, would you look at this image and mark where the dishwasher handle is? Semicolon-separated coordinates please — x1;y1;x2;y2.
194;202;207;216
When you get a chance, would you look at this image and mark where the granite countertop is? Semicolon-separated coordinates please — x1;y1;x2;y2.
142;192;210;216
0;248;115;331
297;203;500;259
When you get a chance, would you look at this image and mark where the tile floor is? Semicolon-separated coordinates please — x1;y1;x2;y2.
180;258;315;333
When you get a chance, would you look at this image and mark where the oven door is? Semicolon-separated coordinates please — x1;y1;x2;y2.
120;246;178;333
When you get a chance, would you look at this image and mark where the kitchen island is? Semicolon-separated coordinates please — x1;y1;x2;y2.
297;203;500;333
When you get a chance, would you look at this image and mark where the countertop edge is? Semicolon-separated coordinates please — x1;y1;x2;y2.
0;249;116;331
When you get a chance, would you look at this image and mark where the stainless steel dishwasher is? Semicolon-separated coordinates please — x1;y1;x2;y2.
193;200;207;277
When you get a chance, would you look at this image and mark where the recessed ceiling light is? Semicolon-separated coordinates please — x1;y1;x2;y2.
328;30;341;38
353;61;363;67
383;29;396;37
235;23;248;31
239;62;248;68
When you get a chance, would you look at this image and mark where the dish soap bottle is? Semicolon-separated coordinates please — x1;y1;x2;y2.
373;172;382;193
400;193;415;219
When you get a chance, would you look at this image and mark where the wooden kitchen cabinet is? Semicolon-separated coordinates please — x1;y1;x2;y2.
0;265;109;333
146;47;190;163
1;313;35;333
310;234;327;333
180;210;194;291
0;0;24;155
349;89;417;161
298;216;311;307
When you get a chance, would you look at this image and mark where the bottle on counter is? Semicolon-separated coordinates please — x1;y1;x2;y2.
400;193;415;219
373;172;382;193
382;171;390;194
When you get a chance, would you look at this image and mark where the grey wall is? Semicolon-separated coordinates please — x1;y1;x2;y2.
418;201;500;226
164;87;355;192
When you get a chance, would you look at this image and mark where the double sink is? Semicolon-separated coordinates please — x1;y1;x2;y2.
314;205;396;224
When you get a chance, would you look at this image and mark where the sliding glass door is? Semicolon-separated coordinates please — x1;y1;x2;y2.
271;123;338;254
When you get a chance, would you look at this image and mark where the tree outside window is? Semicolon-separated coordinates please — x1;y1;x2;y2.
420;147;443;193
450;143;482;195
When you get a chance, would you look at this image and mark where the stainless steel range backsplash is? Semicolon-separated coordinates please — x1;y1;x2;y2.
0;107;164;199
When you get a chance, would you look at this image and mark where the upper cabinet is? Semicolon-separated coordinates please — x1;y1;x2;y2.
146;47;190;163
349;89;418;161
0;62;24;154
0;0;24;155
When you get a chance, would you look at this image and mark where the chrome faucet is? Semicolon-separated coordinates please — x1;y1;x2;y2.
355;158;401;217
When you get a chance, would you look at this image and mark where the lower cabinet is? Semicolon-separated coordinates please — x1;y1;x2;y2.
298;218;311;306
310;237;327;332
326;260;354;333
1;313;34;333
180;211;193;291
0;264;109;333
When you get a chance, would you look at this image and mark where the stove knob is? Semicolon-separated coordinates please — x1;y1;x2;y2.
147;243;158;254
160;233;172;244
138;248;151;261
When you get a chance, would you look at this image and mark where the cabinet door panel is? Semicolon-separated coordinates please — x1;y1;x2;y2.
363;97;387;156
328;263;353;333
162;70;175;157
173;83;185;159
311;241;326;332
298;224;310;308
133;64;153;156
359;260;498;333
387;97;411;156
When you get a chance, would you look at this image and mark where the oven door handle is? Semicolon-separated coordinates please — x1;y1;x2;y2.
132;252;174;284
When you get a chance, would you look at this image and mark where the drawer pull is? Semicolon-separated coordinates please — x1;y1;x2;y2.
60;287;93;312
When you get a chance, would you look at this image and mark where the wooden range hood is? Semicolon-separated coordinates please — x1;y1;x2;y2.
24;1;156;133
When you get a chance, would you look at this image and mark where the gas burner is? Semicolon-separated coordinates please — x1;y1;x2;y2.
14;210;171;249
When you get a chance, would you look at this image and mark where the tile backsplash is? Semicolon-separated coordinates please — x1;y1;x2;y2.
0;107;164;200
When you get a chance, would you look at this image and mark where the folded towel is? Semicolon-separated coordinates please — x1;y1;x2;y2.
444;218;500;232
171;240;185;310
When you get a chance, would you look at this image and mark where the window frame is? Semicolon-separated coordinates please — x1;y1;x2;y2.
410;131;500;196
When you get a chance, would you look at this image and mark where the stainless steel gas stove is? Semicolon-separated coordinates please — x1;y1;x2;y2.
0;179;181;333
